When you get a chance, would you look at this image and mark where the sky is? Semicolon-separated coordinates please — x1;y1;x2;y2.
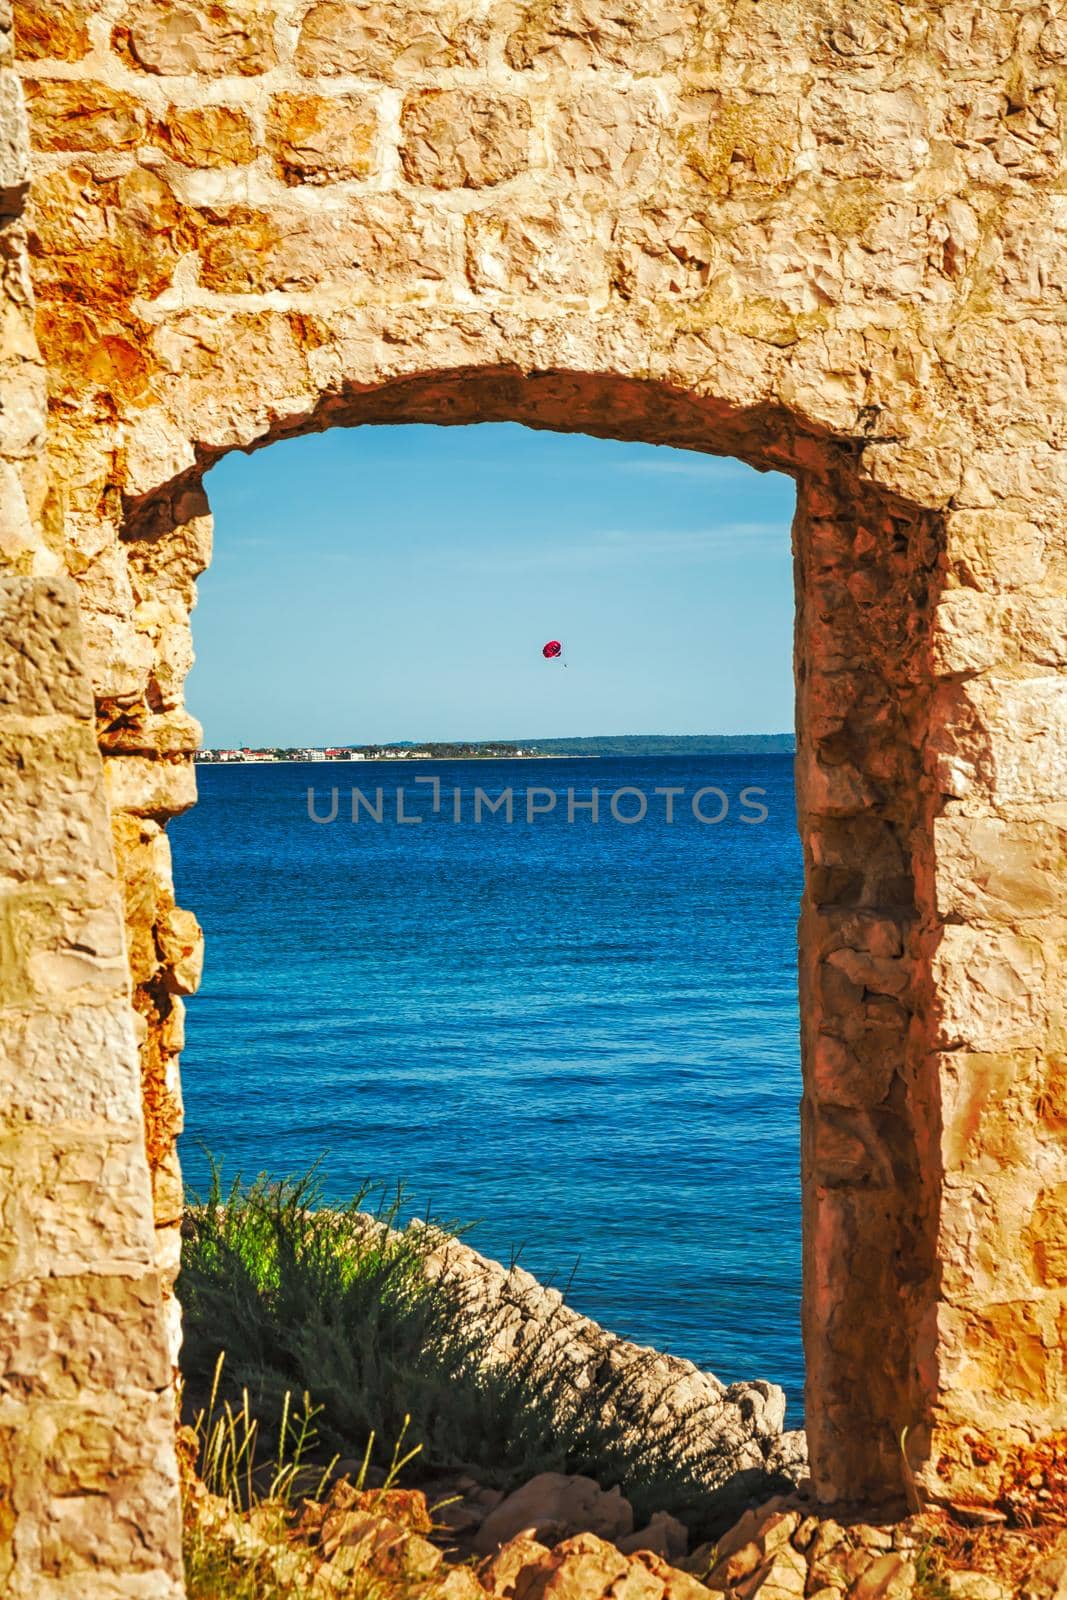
191;424;797;748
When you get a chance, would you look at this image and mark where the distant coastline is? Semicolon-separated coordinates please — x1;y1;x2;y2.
196;733;796;765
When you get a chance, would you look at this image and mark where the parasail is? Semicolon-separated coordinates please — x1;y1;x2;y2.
542;640;563;660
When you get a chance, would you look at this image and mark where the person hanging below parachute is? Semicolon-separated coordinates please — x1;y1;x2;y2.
542;640;567;668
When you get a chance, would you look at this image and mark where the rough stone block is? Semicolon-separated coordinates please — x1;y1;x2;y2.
0;578;93;720
0;723;115;892
267;91;378;184
505;1;687;73
197;195;451;293
0;67;28;214
22;78;145;153
0;890;129;1008
0;1272;171;1399
932;927;1047;1052
150;103;257;168
400;90;531;189
934;817;1067;924
113;1;277;77
0;1002;141;1127
296;0;488;80
465;202;603;298
102;754;197;820
12;0;93;63
0;1126;157;1285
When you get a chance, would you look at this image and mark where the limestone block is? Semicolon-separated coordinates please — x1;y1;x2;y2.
934;817;1067;924
808;86;931;181
678;93;800;198
267;91;379;185
400;90;532;189
0;890;129;1007
197;195;453;293
4;1390;183;1582
155;903;203;996
12;0;93;64
150;104;257;169
465;202;604;298
505;1;688;73
113;1;277;77
0;1002;141;1127
0;578;93;720
23;78;145;154
150;1145;182;1229
932;926;1047;1052
0;1272;171;1399
0;723;117;892
296;1;489;81
552;88;668;191
0;1127;157;1284
0;67;28;214
928;679;1067;807
103;754;197;820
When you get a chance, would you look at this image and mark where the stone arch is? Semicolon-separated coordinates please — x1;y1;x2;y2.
117;353;952;1507
5;0;1066;1592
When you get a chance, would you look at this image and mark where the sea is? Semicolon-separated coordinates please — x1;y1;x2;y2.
170;755;805;1425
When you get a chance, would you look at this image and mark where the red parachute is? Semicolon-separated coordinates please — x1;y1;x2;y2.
542;640;563;660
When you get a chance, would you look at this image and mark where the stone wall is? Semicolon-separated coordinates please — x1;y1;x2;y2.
0;6;183;1595
6;0;1067;1587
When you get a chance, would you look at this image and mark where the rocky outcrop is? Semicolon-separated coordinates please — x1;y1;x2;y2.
419;1227;807;1504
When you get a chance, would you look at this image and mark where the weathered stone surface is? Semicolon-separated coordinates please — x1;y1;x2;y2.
296;2;488;80
1;14;181;1596
23;77;145;153
401;90;532;188
267;91;379;184
5;0;1067;1585
113;2;278;77
150;104;257;169
0;69;28;215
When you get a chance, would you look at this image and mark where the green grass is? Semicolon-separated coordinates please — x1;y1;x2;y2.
179;1161;759;1534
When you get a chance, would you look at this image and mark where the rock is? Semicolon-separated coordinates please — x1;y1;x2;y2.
617;1512;688;1563
473;1474;634;1555
849;1553;916;1600
1023;1550;1067;1600
480;1535;553;1598
511;1533;659;1600
632;1550;717;1600
324;1510;443;1582
944;1574;1013;1600
739;1539;809;1598
438;1570;493;1600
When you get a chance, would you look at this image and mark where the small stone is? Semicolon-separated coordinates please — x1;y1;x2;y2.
617;1512;688;1563
473;1475;633;1555
944;1574;1013;1600
479;1534;552;1597
849;1553;916;1600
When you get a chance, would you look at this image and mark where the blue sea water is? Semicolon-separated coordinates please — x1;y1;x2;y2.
170;755;805;1425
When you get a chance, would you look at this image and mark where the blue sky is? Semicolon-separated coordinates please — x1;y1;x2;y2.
192;424;797;747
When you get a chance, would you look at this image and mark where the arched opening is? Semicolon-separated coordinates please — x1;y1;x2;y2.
169;419;804;1436
106;367;947;1509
